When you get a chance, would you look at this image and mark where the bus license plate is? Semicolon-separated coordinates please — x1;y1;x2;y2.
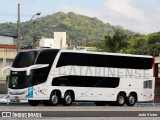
15;96;19;100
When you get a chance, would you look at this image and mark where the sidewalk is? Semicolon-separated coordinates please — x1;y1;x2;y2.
0;80;6;83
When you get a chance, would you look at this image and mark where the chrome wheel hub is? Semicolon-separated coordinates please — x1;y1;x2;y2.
119;96;124;104
129;96;135;104
51;95;58;104
65;95;72;104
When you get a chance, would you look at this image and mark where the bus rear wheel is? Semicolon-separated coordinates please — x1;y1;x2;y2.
28;100;40;106
49;91;59;106
126;94;136;106
62;92;73;106
116;93;126;106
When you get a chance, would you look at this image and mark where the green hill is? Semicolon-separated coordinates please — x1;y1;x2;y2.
1;12;158;56
0;12;137;46
124;32;160;56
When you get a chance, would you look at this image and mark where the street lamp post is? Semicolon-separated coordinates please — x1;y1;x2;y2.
17;3;21;53
17;7;41;52
29;12;41;49
30;12;41;22
32;21;38;49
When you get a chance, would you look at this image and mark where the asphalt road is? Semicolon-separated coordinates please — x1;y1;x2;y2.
0;103;160;112
0;103;160;119
1;94;160;119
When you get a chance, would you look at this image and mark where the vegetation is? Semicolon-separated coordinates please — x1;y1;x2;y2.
97;31;160;56
96;30;128;52
124;32;160;56
0;12;159;56
0;12;136;45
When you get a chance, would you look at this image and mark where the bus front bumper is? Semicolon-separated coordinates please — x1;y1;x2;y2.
8;91;28;101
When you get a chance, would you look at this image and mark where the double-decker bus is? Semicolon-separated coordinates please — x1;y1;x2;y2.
8;49;155;106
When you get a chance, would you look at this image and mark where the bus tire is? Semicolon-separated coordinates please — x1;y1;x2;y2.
49;91;59;106
62;92;73;106
116;93;126;106
28;100;40;106
126;94;136;106
94;101;108;106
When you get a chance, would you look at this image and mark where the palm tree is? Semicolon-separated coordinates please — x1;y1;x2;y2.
104;30;128;53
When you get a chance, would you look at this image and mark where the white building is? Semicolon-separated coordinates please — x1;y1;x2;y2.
0;34;17;80
39;32;67;49
39;38;54;48
0;34;14;45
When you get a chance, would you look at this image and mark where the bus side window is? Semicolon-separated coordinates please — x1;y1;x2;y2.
143;80;152;89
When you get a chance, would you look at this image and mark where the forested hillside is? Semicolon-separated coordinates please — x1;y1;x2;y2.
0;12;136;45
0;12;159;56
124;32;160;56
96;31;160;56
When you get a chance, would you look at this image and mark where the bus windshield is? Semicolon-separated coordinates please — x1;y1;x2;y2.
12;51;38;68
10;49;59;88
9;71;31;89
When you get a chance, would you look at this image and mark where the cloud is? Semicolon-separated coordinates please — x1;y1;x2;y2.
104;0;144;20
104;0;160;33
103;0;160;34
54;0;160;34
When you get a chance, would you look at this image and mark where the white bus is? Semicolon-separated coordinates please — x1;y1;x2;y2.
8;49;155;106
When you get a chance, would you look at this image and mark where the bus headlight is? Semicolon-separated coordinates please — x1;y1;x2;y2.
9;91;25;95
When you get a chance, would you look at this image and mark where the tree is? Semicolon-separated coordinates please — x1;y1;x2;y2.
102;30;128;52
148;35;160;56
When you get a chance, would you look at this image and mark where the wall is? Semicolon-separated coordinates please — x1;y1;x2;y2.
0;48;16;59
0;36;14;45
54;32;67;49
39;32;67;49
0;48;16;80
0;81;7;94
39;37;54;48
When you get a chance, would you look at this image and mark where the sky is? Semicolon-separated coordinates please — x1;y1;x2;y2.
0;0;160;34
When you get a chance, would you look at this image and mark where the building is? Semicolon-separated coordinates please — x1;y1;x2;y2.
0;34;14;45
154;57;160;103
39;32;67;49
0;34;17;80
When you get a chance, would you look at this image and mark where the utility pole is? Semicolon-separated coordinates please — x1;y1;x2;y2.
32;21;36;49
17;3;21;52
29;12;41;49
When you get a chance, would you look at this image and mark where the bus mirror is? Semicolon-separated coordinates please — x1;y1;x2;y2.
26;64;49;75
32;64;49;69
1;66;11;76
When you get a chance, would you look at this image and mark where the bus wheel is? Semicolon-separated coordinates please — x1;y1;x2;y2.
49;92;59;106
62;92;73;106
94;101;108;106
126;94;136;106
116;93;126;106
28;100;40;106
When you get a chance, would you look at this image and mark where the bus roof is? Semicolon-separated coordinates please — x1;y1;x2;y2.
60;49;153;58
19;48;153;58
19;48;59;53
